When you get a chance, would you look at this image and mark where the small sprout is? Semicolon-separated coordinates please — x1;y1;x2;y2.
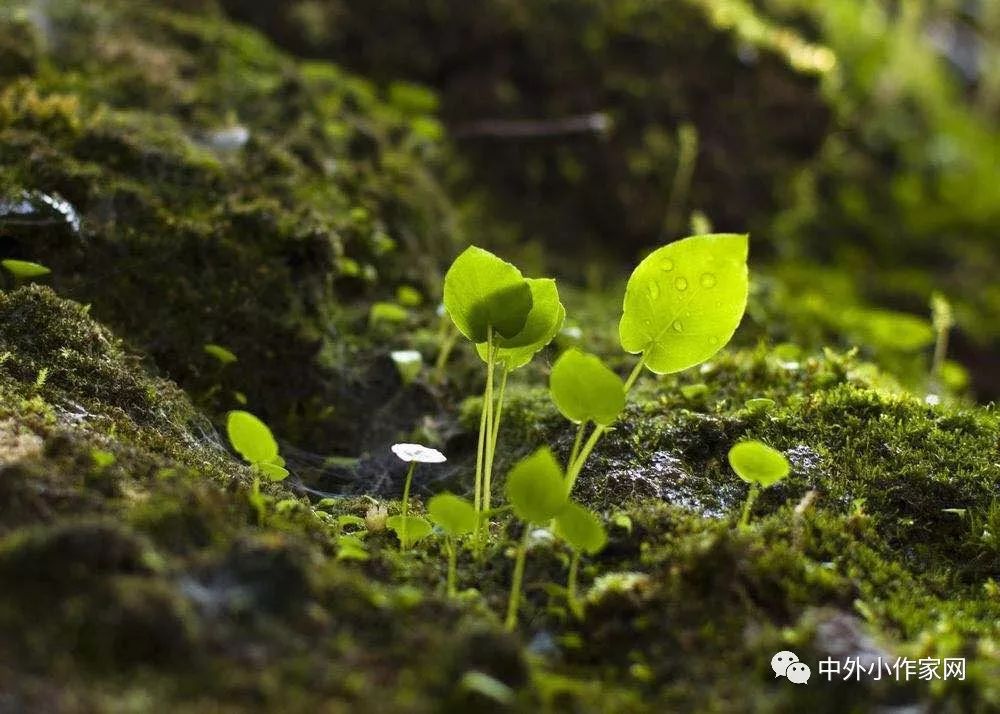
728;440;791;528
337;534;370;562
458;671;515;706
204;343;238;365
90;448;116;469
390;349;423;385
365;502;388;532
504;447;568;630
233;391;248;405
336;256;361;277
428;493;477;596
396;285;423;307
2;259;51;283
549;349;625;426
226;410;289;481
745;397;776;412
553;501;607;618
389;443;446;548
369;301;409;325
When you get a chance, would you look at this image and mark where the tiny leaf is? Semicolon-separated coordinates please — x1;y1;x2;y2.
2;259;50;280
619;234;749;374
505;447;568;523
427;493;477;536
204;343;238;365
476;278;564;369
728;441;790;487
443;246;533;343
257;461;289;481
226;410;279;466
386;514;433;547
549;349;626;425
554;502;607;554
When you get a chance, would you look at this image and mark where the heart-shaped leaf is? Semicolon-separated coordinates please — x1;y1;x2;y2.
505;447;568;524
476;278;565;370
443;246;533;343
549;349;625;425
619;234;748;374
553;502;607;554
728;441;790;487
427;493;477;536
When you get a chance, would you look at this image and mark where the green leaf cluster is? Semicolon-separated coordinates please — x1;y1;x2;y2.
226;410;289;481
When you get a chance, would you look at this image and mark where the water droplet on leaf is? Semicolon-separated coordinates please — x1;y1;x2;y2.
661;259;674;272
647;282;660;300
674;277;688;291
672;320;683;332
700;272;717;288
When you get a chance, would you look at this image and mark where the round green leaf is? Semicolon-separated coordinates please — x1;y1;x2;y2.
226;410;279;466
386;514;433;546
505;447;568;523
2;259;51;280
554;502;607;554
619;233;749;374
427;493;477;536
443;246;533;343
476;278;565;369
728;440;790;487
549;349;626;426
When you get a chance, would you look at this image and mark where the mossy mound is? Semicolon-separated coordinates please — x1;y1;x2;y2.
0;0;457;452
0;284;996;711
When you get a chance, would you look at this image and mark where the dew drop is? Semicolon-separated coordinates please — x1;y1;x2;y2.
700;272;717;288
660;259;674;272
672;320;683;332
647;282;661;300
708;335;719;346
674;277;688;291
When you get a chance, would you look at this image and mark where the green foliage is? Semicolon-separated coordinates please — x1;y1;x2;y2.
505;447;568;524
427;493;477;536
386;515;432;547
90;448;116;469
443;246;532;343
395;285;423;307
226;410;288;480
2;259;50;280
619;233;749;374
554;502;607;555
203;343;237;365
549;349;625;426
728;440;790;487
369;301;409;325
475;278;564;369
337;534;370;561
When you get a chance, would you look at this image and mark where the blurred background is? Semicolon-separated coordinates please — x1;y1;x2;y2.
1;0;998;451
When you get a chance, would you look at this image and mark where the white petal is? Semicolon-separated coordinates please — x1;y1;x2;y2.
391;442;446;463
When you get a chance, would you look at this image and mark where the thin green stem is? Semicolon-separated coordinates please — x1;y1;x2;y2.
738;484;760;530
505;525;532;631
446;537;457;597
484;363;508;517
567;551;582;619
567;422;586;472
623;355;647;392
400;461;416;548
433;323;459;383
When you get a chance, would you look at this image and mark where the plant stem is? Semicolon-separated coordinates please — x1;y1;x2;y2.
738;484;760;530
446;537;457;597
473;328;495;554
567;422;586;472
484;363;508;517
433;322;459;383
567;550;582;619
505;525;532;631
400;461;416;548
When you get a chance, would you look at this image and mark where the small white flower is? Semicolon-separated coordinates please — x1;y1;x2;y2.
390;350;422;365
391;443;446;463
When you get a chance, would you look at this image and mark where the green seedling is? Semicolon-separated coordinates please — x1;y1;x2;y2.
390;350;423;385
560;234;749;496
2;259;51;286
553;501;607;618
444;246;562;548
728;440;791;528
680;383;709;400
745;397;775;412
387;443;445;549
427;493;477;596
204;343;238;365
503;447;569;630
929;292;954;396
549;348;625;474
396;285;423;307
369;301;409;325
226;410;289;481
